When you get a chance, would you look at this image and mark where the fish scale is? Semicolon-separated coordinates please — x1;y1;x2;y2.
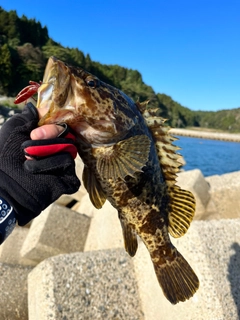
14;56;199;304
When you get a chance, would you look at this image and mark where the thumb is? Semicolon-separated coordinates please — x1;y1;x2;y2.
31;124;65;140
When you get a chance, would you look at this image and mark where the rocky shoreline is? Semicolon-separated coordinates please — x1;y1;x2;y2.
170;128;240;142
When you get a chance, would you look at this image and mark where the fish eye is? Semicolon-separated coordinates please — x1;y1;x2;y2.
85;77;99;88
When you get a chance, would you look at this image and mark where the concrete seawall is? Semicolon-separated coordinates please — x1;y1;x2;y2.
170;128;240;142
1;160;240;319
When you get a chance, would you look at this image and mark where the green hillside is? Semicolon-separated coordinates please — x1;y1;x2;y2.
0;7;240;132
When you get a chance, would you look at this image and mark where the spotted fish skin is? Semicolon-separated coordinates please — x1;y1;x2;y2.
34;56;199;304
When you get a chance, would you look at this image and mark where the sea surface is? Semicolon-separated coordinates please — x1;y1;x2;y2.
175;136;240;177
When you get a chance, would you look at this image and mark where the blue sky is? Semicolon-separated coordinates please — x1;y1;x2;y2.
2;0;240;111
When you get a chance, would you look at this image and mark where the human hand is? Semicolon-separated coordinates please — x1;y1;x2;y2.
0;103;80;228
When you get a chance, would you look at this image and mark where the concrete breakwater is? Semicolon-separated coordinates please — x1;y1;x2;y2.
170;128;240;142
1;158;240;319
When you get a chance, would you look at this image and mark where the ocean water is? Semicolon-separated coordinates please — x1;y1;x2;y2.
174;136;240;177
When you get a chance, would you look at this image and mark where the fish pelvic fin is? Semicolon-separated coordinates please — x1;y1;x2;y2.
92;135;151;181
119;212;138;257
82;166;107;209
152;247;199;304
167;185;196;238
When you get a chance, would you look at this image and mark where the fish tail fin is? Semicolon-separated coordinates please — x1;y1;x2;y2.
152;248;199;304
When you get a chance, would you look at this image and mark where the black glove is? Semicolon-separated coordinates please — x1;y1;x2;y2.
22;123;78;173
0;103;80;226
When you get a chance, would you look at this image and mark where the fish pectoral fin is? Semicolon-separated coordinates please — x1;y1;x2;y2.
119;213;138;257
167;185;196;238
82;166;107;209
92;135;151;181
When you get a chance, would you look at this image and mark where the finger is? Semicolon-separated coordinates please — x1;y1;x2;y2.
30;124;64;140
24;153;76;174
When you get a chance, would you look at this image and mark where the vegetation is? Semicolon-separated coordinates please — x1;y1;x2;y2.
0;7;240;132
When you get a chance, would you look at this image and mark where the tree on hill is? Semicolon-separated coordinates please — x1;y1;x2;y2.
0;43;13;95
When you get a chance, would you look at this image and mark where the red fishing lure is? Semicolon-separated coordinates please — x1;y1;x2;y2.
14;81;41;104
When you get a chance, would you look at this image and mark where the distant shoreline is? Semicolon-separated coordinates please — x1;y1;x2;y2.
170;128;240;142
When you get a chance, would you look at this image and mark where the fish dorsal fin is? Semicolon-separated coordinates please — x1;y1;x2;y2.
92;135;151;181
82;165;107;209
119;211;138;257
167;185;196;238
136;105;196;236
136;99;150;113
137;107;183;187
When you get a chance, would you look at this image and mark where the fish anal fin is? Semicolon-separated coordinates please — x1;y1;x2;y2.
82;166;107;209
92;135;151;181
167;185;196;238
152;247;199;304
119;213;138;257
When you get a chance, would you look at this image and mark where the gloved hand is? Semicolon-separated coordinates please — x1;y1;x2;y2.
22;123;78;173
0;103;80;226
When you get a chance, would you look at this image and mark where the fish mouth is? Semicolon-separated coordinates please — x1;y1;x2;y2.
36;82;54;110
36;57;57;111
37;56;75;125
37;56;69;108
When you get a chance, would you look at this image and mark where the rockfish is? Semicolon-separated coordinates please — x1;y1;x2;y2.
15;56;199;304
